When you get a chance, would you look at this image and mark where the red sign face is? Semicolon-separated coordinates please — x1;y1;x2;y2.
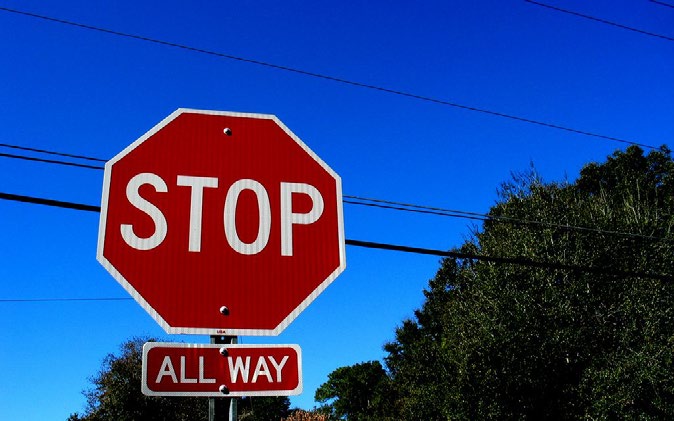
142;342;302;397
97;109;346;335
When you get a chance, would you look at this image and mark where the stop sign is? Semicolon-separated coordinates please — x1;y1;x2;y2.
97;109;346;335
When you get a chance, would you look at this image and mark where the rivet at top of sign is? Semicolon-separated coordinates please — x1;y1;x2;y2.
223;127;232;136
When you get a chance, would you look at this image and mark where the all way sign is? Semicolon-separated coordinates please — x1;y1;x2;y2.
142;343;302;397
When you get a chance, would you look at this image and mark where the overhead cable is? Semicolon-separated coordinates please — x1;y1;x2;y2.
0;151;104;170
0;191;671;282
0;297;132;303
525;0;674;41
0;192;101;212
0;5;658;150
344;196;674;243
1;144;671;244
649;0;674;9
0;142;107;162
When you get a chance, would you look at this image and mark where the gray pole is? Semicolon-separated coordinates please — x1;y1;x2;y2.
209;335;238;421
228;337;238;421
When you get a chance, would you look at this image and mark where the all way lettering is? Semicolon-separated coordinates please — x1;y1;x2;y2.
227;354;289;384
142;343;302;397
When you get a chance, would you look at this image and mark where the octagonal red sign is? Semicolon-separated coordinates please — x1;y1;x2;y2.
97;109;346;335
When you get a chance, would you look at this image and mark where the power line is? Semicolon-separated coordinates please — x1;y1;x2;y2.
344;196;488;222
650;0;674;9
0;297;132;303
0;192;101;212
525;0;674;42
2;145;671;244
0;5;659;150
344;196;674;243
345;239;672;282
0;142;107;162
0;142;107;166
0;190;671;282
0;151;104;170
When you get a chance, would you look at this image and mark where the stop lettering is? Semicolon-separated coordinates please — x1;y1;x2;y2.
121;174;324;256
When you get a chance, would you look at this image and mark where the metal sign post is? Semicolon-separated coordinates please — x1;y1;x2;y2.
209;335;238;421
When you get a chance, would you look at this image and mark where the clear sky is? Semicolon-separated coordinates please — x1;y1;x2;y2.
0;0;672;419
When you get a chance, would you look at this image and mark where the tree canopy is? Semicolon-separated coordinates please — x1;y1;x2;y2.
318;146;674;419
69;337;206;421
314;361;395;420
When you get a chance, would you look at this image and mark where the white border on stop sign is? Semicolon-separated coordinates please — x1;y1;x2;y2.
96;108;346;336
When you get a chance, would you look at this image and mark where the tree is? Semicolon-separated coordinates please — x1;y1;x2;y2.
282;409;329;421
70;337;206;420
239;396;291;420
70;337;291;420
314;361;395;420
383;146;674;419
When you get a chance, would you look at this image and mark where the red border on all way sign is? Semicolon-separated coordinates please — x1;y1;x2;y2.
142;342;302;397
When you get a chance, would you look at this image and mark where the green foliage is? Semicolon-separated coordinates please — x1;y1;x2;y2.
71;337;207;420
314;361;395;420
239;396;291;420
380;146;674;419
282;409;329;421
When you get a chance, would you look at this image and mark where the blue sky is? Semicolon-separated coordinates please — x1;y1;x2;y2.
0;0;672;419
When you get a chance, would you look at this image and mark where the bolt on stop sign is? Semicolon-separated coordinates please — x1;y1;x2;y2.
97;109;346;335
